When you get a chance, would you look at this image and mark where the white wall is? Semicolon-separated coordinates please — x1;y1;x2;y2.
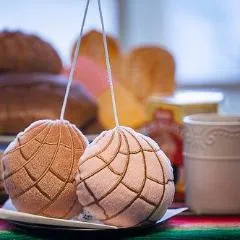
119;0;240;85
0;0;119;64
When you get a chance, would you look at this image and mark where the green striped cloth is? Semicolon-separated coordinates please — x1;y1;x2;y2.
0;216;239;239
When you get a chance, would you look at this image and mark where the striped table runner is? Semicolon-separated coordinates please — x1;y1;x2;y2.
0;215;239;240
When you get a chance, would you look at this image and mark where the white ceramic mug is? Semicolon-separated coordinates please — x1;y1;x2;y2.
183;114;240;214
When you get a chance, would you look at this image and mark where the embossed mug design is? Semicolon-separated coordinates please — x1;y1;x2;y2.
184;114;240;214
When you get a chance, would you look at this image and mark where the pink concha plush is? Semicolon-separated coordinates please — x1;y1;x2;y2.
76;126;175;227
2;119;88;219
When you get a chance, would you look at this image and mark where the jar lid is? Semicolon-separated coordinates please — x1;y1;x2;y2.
148;90;224;105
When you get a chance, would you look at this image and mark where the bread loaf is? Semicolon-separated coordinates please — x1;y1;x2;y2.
0;30;62;74
0;73;100;135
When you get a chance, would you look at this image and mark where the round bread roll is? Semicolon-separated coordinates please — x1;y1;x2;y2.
0;73;100;135
122;46;176;101
76;126;175;227
2;119;88;218
0;30;62;74
71;30;123;82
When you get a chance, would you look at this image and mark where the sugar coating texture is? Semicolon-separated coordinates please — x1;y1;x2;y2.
76;126;175;227
2;119;88;219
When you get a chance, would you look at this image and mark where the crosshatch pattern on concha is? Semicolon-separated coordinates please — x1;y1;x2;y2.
76;126;175;227
2;119;88;219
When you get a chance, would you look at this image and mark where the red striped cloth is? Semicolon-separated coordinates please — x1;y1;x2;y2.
167;215;240;228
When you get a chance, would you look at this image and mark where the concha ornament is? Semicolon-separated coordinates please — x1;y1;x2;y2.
2;119;88;219
76;126;175;227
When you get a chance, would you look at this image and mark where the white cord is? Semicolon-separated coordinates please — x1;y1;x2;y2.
60;0;90;120
97;0;119;127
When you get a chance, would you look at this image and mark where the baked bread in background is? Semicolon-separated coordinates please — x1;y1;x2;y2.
0;73;101;135
122;46;176;102
71;30;123;82
0;30;62;74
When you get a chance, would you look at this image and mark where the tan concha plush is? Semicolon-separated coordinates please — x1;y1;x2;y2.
76;126;175;227
2;119;88;219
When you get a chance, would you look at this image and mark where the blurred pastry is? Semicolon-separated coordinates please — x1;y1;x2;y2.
0;73;100;135
69;56;148;129
0;30;62;74
71;30;123;82
122;46;176;102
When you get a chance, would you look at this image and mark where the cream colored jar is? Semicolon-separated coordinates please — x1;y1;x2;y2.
184;114;240;214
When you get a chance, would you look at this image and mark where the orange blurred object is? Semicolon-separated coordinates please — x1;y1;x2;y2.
122;46;176;102
71;30;123;83
64;57;148;129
